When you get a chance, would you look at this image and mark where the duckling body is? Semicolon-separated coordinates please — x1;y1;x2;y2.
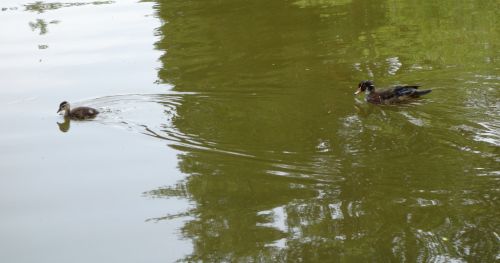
57;101;99;120
354;80;431;104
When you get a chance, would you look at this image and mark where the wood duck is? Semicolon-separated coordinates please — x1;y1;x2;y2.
57;101;99;120
354;80;431;104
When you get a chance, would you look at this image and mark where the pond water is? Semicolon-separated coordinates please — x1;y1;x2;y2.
0;0;498;262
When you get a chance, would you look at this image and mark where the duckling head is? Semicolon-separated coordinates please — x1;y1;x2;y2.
57;101;70;114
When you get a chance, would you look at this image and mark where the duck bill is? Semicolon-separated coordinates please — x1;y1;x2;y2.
57;108;62;113
354;88;362;95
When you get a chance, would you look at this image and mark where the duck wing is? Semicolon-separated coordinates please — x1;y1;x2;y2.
372;85;421;101
392;85;421;97
71;106;99;119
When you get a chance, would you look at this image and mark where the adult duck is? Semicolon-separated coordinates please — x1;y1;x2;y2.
57;101;99;120
354;80;431;104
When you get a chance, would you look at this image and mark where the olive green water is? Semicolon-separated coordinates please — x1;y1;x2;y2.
0;0;499;262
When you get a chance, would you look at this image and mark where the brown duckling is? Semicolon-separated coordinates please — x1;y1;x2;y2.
354;80;431;104
57;101;99;120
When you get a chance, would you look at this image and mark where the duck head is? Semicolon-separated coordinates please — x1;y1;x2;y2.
57;101;70;114
354;80;375;95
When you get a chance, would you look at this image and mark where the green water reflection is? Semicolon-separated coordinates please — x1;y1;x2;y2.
146;0;499;261
23;1;115;13
147;1;500;262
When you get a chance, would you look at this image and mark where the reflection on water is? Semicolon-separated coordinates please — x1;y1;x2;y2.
1;0;498;261
28;19;59;35
23;1;115;13
35;0;499;260
57;116;70;132
136;0;500;261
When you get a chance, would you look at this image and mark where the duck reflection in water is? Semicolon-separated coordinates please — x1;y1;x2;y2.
57;117;71;132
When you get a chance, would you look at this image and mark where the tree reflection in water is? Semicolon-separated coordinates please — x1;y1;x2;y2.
145;0;499;261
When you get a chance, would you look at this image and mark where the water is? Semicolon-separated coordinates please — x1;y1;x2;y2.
1;0;498;262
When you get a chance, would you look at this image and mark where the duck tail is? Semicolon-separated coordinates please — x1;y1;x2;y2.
415;89;432;96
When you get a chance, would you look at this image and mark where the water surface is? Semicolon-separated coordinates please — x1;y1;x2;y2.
0;0;498;262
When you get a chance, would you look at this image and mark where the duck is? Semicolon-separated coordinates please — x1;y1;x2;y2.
57;101;99;120
354;80;431;104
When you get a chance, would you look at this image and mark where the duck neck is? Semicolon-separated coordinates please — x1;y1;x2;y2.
63;108;71;117
365;86;375;95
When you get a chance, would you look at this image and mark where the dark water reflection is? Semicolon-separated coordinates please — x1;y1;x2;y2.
132;0;500;261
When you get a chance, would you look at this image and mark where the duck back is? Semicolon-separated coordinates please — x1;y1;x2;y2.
70;106;99;119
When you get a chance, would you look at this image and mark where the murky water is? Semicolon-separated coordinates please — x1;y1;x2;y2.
1;0;498;262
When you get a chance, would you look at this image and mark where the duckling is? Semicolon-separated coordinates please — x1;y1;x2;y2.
354;80;432;104
57;101;99;120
